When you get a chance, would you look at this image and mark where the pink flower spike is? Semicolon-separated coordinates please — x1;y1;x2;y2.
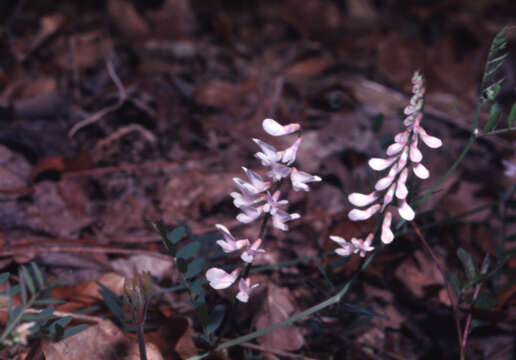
386;142;404;156
241;238;265;263
330;236;355;257
368;157;395;171
348;192;378;207
206;268;240;290
236;278;260;303
398;200;415;221
381;212;394;244
413;163;429;179
281;138;302;165
418;127;443;148
290;168;322;192
348;204;380;221
215;224;248;253
262;118;301;136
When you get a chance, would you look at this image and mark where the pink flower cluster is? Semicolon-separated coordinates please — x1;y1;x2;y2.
332;71;442;256
206;119;321;302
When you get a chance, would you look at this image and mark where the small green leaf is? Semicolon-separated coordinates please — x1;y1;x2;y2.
176;257;188;274
474;293;497;310
445;271;462;295
176;241;200;260
508;102;516;127
185;258;205;279
19;268;27;305
22;307;54;321
61;324;88;339
168;226;186;245
189;278;204;298
457;248;478;281
483;102;501;133
21;266;36;295
30;263;45;290
0;272;9;286
34;298;66;306
206;305;225;334
48;316;72;334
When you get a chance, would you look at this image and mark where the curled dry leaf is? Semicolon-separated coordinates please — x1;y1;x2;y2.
253;283;304;351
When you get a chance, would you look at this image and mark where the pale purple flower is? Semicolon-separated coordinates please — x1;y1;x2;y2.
236;278;260;303
281;138;302;165
215;224;248;253
351;234;375;257
230;187;264;208
267;162;292;181
348;204;380;221
263;191;288;214
348;191;378;207
241;167;271;193
206;268;241;290
369;157;396;171
290;167;322;192
262;118;300;137
398;200;415;221
412;163;429;179
236;205;262;224
386;142;404;156
272;209;300;231
417;126;442;148
253;138;282;166
382;183;396;211
330;236;355;257
503;160;516;177
381;212;394;244
241;238;265;263
395;168;409;199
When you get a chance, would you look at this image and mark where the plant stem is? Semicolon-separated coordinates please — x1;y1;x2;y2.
410;221;463;353
137;323;147;360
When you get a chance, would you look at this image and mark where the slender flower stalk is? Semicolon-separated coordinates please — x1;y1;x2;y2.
205;119;321;302
331;71;442;256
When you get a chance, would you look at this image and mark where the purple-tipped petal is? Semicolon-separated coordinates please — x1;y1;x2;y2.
262;118;300;136
348;192;378;207
381;212;394;244
348;204;380;221
368;157;395;171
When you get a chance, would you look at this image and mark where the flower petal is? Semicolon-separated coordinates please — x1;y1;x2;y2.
398;201;415;221
409;143;423;163
206;268;240;290
375;175;394;191
262;118;300;136
381;212;394;244
386;142;404;156
369;157;395;171
348;192;377;207
413;163;429;179
418;126;442;148
348;204;380;221
281;138;302;165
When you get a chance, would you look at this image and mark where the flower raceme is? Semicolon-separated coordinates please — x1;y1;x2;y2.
206;118;321;302
332;71;442;257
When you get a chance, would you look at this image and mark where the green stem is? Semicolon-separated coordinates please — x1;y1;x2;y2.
137;323;148;360
479;126;516;137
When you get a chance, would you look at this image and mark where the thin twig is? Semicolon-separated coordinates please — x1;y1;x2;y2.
68;59;127;137
2;307;104;323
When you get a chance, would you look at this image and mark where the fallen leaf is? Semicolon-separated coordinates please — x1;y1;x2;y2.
253;283;304;351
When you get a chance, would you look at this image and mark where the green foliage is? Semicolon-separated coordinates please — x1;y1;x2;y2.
457;248;478;281
480;27;507;104
508;102;516;127
0;263;88;348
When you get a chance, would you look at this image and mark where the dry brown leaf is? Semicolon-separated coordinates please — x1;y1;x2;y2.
285;58;331;82
253;283;304;351
42;319;163;360
395;250;444;299
108;0;150;38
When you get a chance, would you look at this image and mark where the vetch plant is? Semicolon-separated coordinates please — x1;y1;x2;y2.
331;70;442;256
205;118;321;302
